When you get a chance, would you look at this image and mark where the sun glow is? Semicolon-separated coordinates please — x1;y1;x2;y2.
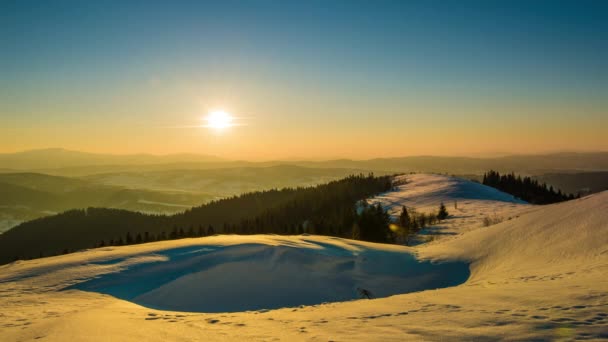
204;110;234;130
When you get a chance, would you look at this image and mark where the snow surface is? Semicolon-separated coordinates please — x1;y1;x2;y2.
368;173;532;240
63;236;468;313
1;174;607;341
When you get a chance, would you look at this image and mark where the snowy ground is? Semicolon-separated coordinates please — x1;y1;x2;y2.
64;236;468;313
368;173;532;239
1;174;607;341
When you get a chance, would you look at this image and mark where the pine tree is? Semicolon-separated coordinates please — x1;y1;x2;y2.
482;170;572;204
437;202;449;221
126;232;134;245
356;203;393;243
399;206;410;230
418;212;427;228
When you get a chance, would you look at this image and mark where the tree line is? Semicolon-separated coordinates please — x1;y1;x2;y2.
482;170;577;204
351;200;449;245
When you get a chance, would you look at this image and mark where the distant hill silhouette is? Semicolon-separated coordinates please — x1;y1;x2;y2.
0;148;224;170
1;149;607;176
534;171;608;196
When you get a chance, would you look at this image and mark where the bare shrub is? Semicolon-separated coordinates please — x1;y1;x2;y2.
482;214;504;227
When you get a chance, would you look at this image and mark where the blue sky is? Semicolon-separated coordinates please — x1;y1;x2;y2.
1;0;606;158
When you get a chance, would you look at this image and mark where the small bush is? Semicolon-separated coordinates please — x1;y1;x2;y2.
482;214;504;227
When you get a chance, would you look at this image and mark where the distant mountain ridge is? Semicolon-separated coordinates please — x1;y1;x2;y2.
0;148;224;170
1;149;607;176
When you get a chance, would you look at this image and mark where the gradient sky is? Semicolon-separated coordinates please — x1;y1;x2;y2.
1;0;607;160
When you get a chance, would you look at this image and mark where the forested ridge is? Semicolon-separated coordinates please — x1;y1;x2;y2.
482;170;577;204
0;174;394;264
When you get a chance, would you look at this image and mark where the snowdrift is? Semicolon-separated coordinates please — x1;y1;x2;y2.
66;236;468;312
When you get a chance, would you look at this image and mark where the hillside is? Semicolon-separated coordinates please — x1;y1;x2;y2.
367;173;531;237
0;166;366;235
0;173;210;234
0;175;392;263
0;177;606;340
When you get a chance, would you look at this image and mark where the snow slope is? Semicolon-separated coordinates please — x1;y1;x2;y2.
1;174;607;341
368;173;532;238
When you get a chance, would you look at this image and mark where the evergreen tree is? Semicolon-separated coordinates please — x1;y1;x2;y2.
356;203;393;243
482;170;573;204
418;212;427;228
437;202;449;221
398;206;410;230
125;232;133;245
410;208;420;232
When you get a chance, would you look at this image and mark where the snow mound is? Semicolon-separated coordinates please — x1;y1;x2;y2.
369;173;525;214
66;236;469;313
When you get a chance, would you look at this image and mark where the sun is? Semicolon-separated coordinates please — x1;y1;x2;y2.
205;110;233;130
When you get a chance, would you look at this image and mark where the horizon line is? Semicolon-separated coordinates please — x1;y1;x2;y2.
1;147;607;164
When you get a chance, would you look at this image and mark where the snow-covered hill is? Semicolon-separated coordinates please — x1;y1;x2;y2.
0;174;606;341
369;173;532;238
